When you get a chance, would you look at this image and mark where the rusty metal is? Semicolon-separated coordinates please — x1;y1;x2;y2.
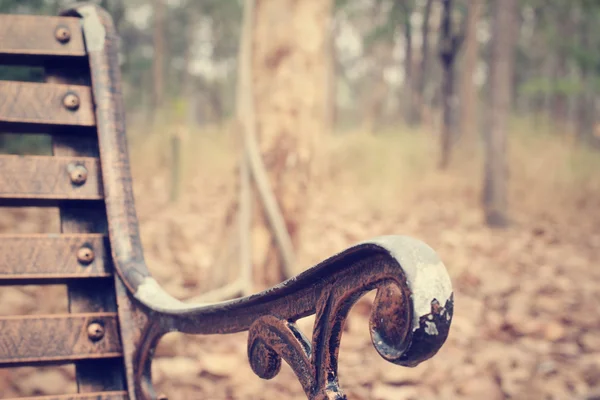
55;25;71;43
78;245;96;265
87;321;106;341
68;163;89;184
63;91;81;110
0;4;454;399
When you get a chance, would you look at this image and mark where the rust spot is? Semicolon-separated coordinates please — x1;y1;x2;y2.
77;245;95;265
87;321;105;341
62;92;80;111
67;163;88;185
54;25;71;43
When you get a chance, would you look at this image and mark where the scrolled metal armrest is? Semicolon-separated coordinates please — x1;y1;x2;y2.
128;236;454;399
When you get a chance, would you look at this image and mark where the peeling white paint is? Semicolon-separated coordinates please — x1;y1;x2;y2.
359;235;453;332
136;277;206;311
78;5;106;52
424;321;439;336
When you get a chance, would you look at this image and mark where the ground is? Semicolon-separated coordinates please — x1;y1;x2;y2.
1;125;599;399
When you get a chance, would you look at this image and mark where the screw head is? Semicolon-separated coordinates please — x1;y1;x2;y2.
87;322;105;341
68;164;88;185
77;246;95;265
63;92;80;111
55;25;71;43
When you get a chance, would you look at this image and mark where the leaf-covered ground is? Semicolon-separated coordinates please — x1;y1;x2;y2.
1;130;599;399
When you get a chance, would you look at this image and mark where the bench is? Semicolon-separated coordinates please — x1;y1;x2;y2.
0;3;454;399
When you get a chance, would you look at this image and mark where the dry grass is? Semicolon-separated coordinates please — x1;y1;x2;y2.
123;117;600;269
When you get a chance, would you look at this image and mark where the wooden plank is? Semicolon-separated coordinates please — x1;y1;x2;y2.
0;15;86;63
0;155;103;200
0;234;111;281
0;81;95;127
5;391;128;400
0;313;122;366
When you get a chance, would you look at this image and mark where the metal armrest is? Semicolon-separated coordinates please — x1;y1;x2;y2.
64;4;454;399
139;235;453;400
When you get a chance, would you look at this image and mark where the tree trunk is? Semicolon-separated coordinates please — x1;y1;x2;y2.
458;0;482;150
403;7;414;125
236;0;256;296
324;18;338;133
439;64;454;169
183;8;196;129
251;0;332;289
152;0;166;113
412;0;434;126
575;15;594;143
551;54;568;133
482;0;517;227
438;0;463;169
363;42;391;134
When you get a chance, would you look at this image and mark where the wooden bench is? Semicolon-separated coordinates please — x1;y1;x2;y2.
0;4;454;399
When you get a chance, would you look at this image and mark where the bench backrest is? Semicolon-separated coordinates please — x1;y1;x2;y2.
0;6;128;400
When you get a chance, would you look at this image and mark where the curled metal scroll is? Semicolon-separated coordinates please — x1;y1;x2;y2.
243;237;454;399
144;236;453;399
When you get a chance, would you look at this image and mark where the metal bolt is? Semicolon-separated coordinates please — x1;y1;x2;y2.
55;25;71;43
68;164;88;185
77;246;95;265
63;92;80;111
87;322;105;341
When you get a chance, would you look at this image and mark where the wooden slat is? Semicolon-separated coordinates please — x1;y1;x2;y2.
0;155;103;201
0;313;122;366
5;391;128;400
0;81;95;127
0;15;86;62
0;234;110;281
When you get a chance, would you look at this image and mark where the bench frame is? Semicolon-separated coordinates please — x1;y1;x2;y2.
0;3;454;399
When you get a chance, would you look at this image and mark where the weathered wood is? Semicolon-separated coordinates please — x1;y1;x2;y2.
0;81;95;127
0;313;122;366
5;391;128;400
49;71;124;391
0;155;103;201
0;234;110;281
0;15;85;61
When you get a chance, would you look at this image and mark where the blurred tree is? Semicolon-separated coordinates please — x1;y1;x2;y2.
458;0;482;151
359;0;398;132
152;0;165;112
399;0;414;125
438;0;465;169
568;1;600;145
411;0;434;126
483;0;517;227
249;0;333;288
2;0;600;151
324;13;338;133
